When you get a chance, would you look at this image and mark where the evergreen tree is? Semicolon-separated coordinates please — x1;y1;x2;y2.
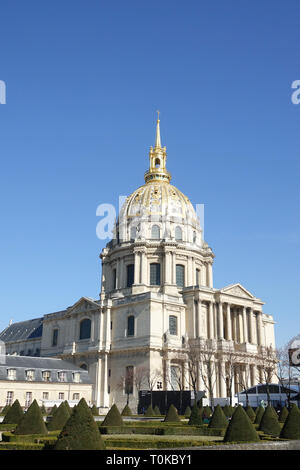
102;404;123;426
245;405;256;423
278;406;289;423
259;406;281;437
223;405;259;442
208;405;228;429
15;400;48;435
184;406;191;417
254;406;265;425
2;400;23;425
50;405;57;416
280;405;300;440
47;402;71;431
222;405;231;417
188;404;203;425
121;404;132;416
1;405;11;416
203;405;212;419
40;405;47;416
164;404;181;423
64;401;72;415
144;404;155;417
91;405;99;416
54;398;105;450
153;405;161;415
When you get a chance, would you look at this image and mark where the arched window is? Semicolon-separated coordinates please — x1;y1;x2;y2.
169;315;178;335
151;225;160;240
176;264;185;288
79;319;91;340
150;263;161;286
175;226;182;241
127;316;135;337
155;158;160;168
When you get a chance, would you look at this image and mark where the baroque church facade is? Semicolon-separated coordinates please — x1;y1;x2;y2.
0;117;276;411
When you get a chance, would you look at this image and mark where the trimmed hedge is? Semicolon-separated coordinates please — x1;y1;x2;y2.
153;406;161;416
254;406;265;425
2;431;59;443
280;404;300;439
223;405;260;443
102;404;123;427
278;406;289;423
144;405;155;417
47;402;70;431
91;405;99;416
103;436;222;449
54;398;105;450
209;405;228;429
0;442;44;450
164;404;181;423
2;400;23;425
245;406;256;423
188;405;203;425
184;406;191;417
121;405;132;417
99;424;225;437
15;400;48;435
259;406;281;437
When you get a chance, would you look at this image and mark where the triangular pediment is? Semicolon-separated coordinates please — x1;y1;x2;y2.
221;283;255;299
67;297;100;315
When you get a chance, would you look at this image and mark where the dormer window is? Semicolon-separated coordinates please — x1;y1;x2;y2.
58;371;66;382
42;371;51;382
26;370;35;381
73;372;80;383
7;369;16;380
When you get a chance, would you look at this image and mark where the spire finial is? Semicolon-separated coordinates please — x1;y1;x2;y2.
155;110;161;148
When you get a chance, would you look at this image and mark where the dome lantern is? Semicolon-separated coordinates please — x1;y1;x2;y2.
144;112;171;184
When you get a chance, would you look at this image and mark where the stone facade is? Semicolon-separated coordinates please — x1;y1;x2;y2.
0;117;277;411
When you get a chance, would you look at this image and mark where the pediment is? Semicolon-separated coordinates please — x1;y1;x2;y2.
67;297;100;315
221;283;255;299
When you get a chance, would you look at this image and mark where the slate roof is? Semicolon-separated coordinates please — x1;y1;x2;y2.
0;355;92;384
0;318;44;343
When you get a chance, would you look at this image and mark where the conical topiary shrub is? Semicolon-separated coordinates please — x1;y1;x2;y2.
278;406;289;423
259;406;281;437
223;405;260;442
188;404;203;425
91;405;99;416
208;405;228;429
164;404;181;423
15;400;48;435
254;406;265;425
2;400;23;425
222;405;231;418
245;406;256;423
64;401;72;415
102;404;123;426
54;398;105;450
280;405;300;440
203;405;212;419
184;406;191;417
144;405;155;417
47;402;71;431
154;405;161;415
121;404;132;416
50;405;57;416
40;405;47;416
1;405;11;416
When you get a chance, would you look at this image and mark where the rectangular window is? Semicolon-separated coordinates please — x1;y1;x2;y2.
7;369;16;380
176;264;185;288
126;264;134;288
26;370;35;381
73;393;79;400
25;392;32;408
42;371;51;382
169;315;178;336
43;392;49;400
59;392;64;400
73;372;80;383
150;263;161;286
52;329;58;347
58;372;66;382
6;391;13;406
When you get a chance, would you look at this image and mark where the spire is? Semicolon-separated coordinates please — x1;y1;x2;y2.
155;110;161;148
144;112;171;184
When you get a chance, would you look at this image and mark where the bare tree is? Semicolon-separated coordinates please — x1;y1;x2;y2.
144;368;162;407
197;339;218;408
236;362;252;407
219;349;241;406
276;346;300;408
186;339;199;401
256;345;277;405
117;366;134;406
166;362;185;414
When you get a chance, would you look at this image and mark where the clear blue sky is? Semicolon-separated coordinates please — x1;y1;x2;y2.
0;1;299;348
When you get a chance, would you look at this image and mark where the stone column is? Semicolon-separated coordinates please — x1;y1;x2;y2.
102;354;109;407
172;252;176;285
183;361;189;389
164;250;171;285
119;257;124;289
194;300;199;338
207;263;213;288
95;357;102;407
242;306;248;343
133;250;141;285
165;359;171;391
140;251;147;285
187;256;192;286
218;302;224;339
256;312;263;346
231;307;236;342
191;257;195;286
248;308;253;344
226;303;232;341
238;308;244;343
208;301;214;339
